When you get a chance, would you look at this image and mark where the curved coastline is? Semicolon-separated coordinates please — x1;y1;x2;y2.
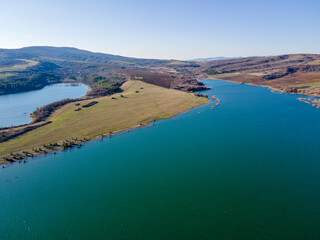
202;77;320;109
0;83;90;129
0;80;210;166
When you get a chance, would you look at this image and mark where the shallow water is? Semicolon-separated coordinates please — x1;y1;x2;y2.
0;80;320;239
0;83;89;128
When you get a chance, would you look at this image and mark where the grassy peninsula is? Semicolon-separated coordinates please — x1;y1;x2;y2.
0;80;209;164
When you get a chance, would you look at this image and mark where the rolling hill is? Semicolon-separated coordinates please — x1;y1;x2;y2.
0;46;207;95
194;54;320;96
1;46;320;97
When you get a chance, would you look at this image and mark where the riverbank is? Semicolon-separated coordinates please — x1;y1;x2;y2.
202;77;320;109
204;73;320;98
0;83;90;128
0;80;209;165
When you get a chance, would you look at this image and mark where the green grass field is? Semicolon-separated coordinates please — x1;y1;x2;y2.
0;73;14;79
289;79;320;87
0;80;209;156
0;60;38;73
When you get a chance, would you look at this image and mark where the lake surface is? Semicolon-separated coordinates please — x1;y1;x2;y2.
1;80;320;239
0;83;89;128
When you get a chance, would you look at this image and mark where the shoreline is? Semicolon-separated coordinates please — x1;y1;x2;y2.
0;81;91;97
0;82;91;130
0;99;210;167
0;81;210;166
2;78;318;167
201;77;320;108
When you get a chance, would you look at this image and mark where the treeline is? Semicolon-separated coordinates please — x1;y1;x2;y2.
32;98;83;123
0;121;51;143
86;76;121;97
262;67;298;80
204;69;231;75
0;73;60;95
22;76;122;123
91;76;121;90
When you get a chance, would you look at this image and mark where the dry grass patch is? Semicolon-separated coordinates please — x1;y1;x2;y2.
307;60;320;66
0;60;38;73
0;80;209;157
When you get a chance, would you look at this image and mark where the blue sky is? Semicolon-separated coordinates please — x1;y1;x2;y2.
0;0;319;59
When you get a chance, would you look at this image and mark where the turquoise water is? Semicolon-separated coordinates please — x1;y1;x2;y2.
0;83;89;128
1;80;320;239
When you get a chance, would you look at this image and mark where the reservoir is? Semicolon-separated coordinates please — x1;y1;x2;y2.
1;80;320;239
0;83;89;128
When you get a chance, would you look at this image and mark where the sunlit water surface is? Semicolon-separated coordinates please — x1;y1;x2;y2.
0;83;89;128
1;80;320;239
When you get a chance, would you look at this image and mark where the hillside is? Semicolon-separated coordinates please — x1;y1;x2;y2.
191;57;243;61
0;46;207;95
193;54;320;96
1;47;320;97
0;46;168;65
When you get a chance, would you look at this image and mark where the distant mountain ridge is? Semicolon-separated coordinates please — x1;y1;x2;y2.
0;46;167;65
191;57;244;61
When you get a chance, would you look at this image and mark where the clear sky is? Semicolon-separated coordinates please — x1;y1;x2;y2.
0;0;319;59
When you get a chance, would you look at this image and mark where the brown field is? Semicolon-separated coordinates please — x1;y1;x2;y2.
125;70;176;88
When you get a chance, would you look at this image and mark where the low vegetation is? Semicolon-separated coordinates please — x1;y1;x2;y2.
0;73;14;78
289;79;320;87
31;98;84;123
82;101;98;108
307;60;320;65
91;75;121;91
204;69;231;75
0;122;51;143
0;59;38;72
